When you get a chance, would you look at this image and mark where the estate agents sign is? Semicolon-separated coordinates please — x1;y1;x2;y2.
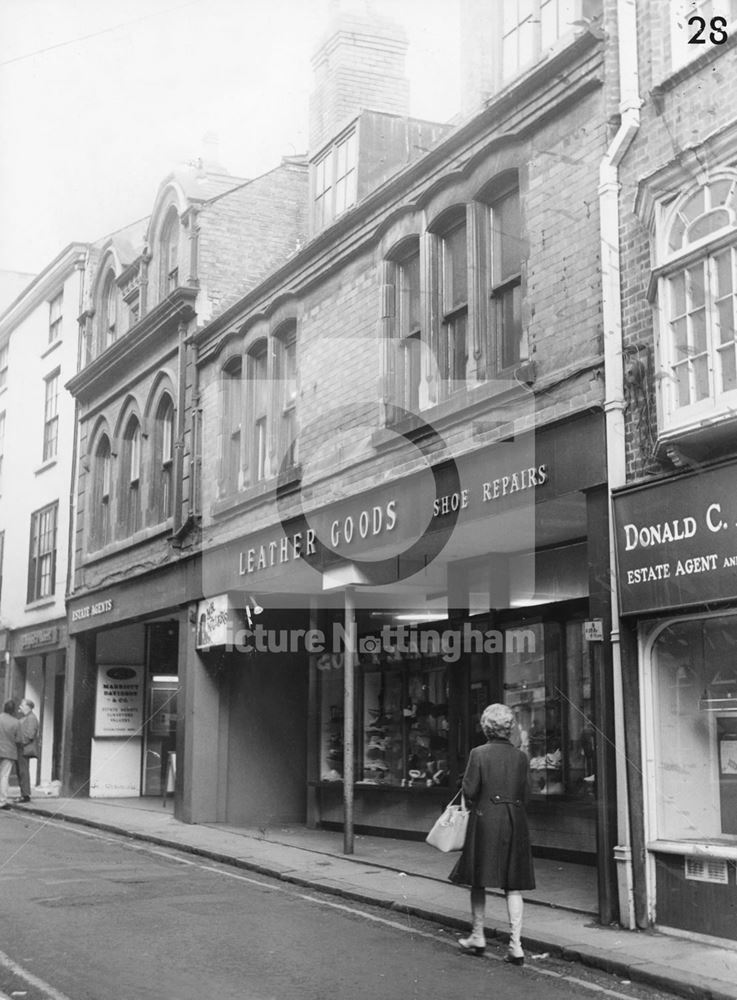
613;464;737;615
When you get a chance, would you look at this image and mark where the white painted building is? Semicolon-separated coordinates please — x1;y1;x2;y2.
0;243;88;793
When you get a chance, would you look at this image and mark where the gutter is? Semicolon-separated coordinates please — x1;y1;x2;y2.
598;0;641;930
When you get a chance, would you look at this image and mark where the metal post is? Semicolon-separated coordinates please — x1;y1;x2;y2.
343;586;356;855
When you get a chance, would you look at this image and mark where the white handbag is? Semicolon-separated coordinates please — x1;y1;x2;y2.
425;790;469;852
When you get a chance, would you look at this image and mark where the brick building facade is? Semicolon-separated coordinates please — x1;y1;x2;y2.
63;157;308;799
611;0;737;943
181;1;626;925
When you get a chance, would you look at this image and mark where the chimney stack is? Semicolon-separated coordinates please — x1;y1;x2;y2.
309;1;410;153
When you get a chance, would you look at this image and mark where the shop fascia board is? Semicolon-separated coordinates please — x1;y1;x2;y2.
66;286;197;403
193;35;604;360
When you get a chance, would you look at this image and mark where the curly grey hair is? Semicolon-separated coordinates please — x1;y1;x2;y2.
480;703;515;741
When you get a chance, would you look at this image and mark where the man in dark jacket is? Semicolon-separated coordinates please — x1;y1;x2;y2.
0;700;21;809
16;699;40;803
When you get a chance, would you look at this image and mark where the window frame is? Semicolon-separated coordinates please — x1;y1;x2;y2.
653;173;737;433
90;433;112;551
100;270;118;354
391;239;424;415
120;416;142;536
488;182;526;373
497;0;581;90
313;127;358;229
27;501;58;603
220;357;243;495
160;208;180;299
0;343;8;391
274;325;298;470
436;211;470;396
43;368;60;463
247;340;269;485
152;394;175;523
48;291;63;344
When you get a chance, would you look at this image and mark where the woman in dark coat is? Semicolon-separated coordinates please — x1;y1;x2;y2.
449;703;534;965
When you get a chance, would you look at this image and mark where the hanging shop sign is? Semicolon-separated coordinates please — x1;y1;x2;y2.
195;593;247;649
94;663;144;737
613;463;737;615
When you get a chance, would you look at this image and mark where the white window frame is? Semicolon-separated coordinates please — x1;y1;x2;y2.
43;369;60;462
498;0;580;88
48;291;63;344
654;173;737;435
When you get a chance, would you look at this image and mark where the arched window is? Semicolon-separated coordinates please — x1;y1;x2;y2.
656;173;737;427
486;180;524;371
160;209;180;299
429;207;468;396
152;394;175;522
99;271;118;354
120;416;142;535
221;358;242;494
90;434;112;550
386;238;422;416
247;341;269;484
274;325;298;469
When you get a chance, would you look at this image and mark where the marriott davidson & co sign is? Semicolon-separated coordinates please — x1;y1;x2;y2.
613;463;737;615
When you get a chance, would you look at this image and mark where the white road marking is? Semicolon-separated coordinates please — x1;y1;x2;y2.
0;950;74;1000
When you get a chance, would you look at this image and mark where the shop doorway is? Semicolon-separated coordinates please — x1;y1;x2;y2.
141;622;178;797
51;669;65;781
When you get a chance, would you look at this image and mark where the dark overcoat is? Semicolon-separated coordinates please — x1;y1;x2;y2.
449;736;535;890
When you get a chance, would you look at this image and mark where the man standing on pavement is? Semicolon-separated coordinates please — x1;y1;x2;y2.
0;700;21;810
16;699;39;803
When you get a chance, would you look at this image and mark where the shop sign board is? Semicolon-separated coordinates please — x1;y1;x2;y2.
19;626;59;651
71;598;113;623
613;463;737;615
195;594;246;649
584;619;604;641
203;411;606;595
94;664;144;737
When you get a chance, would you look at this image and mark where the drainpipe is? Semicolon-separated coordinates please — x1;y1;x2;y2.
599;0;641;930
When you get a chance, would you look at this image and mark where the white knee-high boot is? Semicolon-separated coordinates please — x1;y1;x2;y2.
505;890;524;965
458;886;486;955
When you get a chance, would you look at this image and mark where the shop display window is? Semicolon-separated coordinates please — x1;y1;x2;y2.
361;656;450;787
317;643;450;787
502;617;595;799
651;614;737;840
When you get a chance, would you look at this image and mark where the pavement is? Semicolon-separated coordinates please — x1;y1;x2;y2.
8;793;737;1000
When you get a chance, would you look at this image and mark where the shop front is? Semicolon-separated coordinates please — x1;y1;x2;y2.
65;564;190;800
613;462;737;941
199;411;618;914
8;620;67;791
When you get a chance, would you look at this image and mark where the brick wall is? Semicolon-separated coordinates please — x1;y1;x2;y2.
198;161;309;320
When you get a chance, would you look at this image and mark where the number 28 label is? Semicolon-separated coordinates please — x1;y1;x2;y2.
688;14;729;44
